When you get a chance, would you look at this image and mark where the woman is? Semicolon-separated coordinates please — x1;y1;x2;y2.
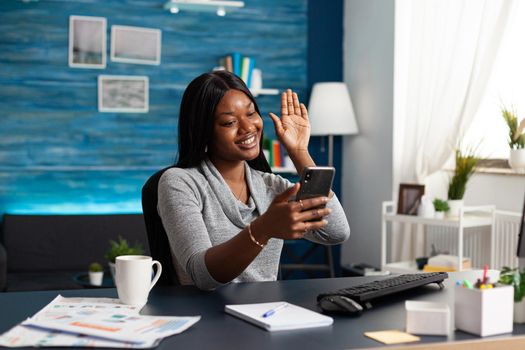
158;70;350;290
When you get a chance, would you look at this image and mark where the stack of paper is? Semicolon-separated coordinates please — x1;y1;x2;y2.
0;295;200;348
225;301;333;332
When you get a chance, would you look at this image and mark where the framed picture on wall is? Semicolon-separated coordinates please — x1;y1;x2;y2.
69;15;106;68
110;25;161;65
397;184;425;215
98;75;149;113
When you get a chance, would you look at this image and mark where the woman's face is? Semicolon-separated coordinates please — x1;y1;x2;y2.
209;89;263;163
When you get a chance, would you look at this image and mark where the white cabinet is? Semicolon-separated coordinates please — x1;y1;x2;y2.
381;201;495;273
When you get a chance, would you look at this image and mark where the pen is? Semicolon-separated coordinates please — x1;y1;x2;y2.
261;303;289;318
462;279;473;289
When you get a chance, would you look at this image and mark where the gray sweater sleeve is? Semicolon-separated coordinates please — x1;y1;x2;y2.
306;194;351;245
260;172;350;245
157;169;223;291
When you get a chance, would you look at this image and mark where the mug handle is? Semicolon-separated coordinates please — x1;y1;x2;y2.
149;260;162;291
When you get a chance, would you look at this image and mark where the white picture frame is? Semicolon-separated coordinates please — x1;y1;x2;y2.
110;25;161;65
68;15;106;69
98;75;149;113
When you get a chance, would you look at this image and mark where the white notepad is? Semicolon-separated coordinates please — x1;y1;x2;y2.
224;302;333;332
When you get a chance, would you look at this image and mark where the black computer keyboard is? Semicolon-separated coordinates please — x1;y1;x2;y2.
317;272;448;307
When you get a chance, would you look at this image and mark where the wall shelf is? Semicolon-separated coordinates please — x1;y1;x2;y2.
251;88;279;97
164;0;244;15
383;212;494;228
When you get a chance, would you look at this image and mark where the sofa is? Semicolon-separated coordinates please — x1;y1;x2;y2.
0;213;149;292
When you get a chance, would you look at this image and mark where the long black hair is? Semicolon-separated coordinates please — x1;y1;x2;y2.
176;70;271;173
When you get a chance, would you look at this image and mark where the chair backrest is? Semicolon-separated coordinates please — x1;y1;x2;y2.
142;166;180;286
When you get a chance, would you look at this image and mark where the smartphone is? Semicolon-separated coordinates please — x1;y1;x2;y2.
296;166;335;207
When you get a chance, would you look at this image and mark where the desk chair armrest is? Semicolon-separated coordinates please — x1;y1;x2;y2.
0;242;6;292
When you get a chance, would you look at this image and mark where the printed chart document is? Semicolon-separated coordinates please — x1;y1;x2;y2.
0;326;161;349
225;301;333;332
0;295;200;348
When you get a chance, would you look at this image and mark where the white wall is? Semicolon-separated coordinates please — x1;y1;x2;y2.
341;0;395;268
427;170;525;213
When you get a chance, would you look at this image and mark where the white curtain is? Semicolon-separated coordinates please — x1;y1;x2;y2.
392;0;514;261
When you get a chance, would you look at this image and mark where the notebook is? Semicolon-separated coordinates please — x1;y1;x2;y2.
224;302;333;332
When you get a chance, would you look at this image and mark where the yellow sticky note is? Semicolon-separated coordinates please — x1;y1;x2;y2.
364;330;420;345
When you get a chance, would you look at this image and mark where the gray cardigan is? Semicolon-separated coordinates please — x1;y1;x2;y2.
157;158;350;290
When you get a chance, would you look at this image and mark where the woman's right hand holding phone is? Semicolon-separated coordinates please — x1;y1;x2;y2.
251;184;332;244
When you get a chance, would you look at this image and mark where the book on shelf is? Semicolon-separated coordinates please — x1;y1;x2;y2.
232;52;242;76
422;254;471;272
224;55;233;73
423;265;460;272
279;142;286;166
262;138;292;170
272;140;281;168
241;56;250;85
244;57;255;88
220;52;255;89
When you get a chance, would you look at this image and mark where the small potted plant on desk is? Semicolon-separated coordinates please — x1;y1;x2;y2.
88;262;104;286
105;236;144;282
499;266;525;323
447;148;479;217
501;107;525;172
432;198;449;219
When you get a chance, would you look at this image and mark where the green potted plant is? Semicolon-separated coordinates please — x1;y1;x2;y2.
447;148;479;217
499;266;525;323
432;198;449;219
88;262;104;286
105;236;144;281
502;107;525;172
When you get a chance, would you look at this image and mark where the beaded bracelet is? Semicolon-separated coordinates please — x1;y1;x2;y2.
247;222;266;249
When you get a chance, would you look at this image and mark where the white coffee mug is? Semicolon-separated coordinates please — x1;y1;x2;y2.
115;255;162;306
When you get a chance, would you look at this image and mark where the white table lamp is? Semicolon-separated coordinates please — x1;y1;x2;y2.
308;82;358;166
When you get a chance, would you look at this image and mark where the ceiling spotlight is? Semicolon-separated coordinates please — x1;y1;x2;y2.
169;6;180;13
216;6;226;16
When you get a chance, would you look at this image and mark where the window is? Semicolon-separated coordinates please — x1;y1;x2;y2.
463;2;525;159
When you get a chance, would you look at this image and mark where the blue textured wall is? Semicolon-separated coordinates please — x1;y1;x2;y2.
306;0;344;277
307;0;343;196
0;0;307;214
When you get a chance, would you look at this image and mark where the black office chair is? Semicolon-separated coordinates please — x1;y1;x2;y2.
141;166;180;286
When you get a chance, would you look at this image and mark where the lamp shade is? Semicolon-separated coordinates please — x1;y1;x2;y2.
308;82;358;136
